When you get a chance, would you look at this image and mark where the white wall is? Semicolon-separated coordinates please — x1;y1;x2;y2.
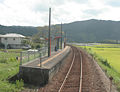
1;37;22;45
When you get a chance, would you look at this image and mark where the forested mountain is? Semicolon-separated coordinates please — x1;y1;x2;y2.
0;25;38;36
60;19;120;42
1;19;120;42
36;19;120;42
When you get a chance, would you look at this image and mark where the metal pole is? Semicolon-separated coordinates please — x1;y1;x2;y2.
109;77;113;92
34;50;35;58
61;23;62;49
64;32;66;48
48;8;51;57
28;51;29;62
45;42;46;56
58;38;59;49
20;52;22;65
40;52;42;67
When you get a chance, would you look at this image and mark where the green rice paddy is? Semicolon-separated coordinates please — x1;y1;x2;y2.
76;43;120;91
90;44;120;73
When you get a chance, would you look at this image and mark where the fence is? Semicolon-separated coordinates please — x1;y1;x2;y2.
0;44;61;65
20;47;48;65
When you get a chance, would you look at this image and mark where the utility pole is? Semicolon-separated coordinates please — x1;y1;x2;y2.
64;32;66;48
61;23;62;49
48;8;51;57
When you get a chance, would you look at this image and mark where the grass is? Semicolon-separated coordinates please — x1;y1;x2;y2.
75;44;120;91
0;49;24;92
0;48;45;91
21;51;40;64
0;49;25;52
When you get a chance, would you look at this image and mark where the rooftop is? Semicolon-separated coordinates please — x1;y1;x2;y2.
0;33;25;38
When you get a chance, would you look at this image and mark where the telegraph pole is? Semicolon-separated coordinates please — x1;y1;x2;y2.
64;32;66;48
48;8;51;57
61;23;62;49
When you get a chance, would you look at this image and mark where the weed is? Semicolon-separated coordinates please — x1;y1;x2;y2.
0;58;8;63
16;79;24;90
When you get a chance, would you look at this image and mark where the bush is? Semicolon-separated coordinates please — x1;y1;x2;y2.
98;57;111;68
8;58;16;62
0;43;4;48
36;44;40;49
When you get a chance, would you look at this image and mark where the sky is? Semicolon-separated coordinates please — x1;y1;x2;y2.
0;0;120;26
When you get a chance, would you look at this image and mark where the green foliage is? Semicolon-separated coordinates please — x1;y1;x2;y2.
76;44;120;91
0;58;8;63
0;80;24;92
0;25;38;36
37;19;120;42
8;58;17;62
85;47;111;68
16;79;24;89
0;57;17;64
0;50;24;92
36;44;40;49
0;51;19;64
98;40;119;44
1;19;120;42
22;39;30;45
0;43;4;48
98;57;111;68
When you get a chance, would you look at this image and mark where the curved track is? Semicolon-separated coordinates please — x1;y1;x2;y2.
58;46;83;92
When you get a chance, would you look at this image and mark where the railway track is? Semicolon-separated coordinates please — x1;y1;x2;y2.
23;45;117;92
58;46;83;92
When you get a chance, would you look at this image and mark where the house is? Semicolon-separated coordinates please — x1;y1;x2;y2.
0;33;25;49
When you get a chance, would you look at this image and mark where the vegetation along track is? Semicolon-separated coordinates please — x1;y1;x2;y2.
57;46;83;92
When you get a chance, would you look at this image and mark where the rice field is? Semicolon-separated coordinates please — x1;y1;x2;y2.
90;44;120;73
76;43;120;90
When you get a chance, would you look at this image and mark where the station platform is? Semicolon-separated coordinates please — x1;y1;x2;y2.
19;46;71;86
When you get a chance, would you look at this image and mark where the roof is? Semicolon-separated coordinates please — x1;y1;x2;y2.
0;33;25;38
54;36;61;39
0;35;3;37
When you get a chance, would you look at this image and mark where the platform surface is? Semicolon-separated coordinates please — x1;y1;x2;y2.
39;46;70;69
22;46;70;69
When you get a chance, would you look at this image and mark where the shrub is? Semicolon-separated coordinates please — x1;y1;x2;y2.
36;44;40;49
98;57;111;68
8;58;16;62
0;43;4;48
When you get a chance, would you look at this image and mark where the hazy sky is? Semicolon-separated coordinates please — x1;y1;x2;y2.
0;0;120;26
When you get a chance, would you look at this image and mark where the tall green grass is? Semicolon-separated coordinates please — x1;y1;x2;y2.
0;50;24;92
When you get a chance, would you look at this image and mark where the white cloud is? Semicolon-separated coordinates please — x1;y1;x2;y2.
97;6;120;20
0;0;120;26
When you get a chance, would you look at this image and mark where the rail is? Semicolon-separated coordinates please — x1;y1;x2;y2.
58;46;83;92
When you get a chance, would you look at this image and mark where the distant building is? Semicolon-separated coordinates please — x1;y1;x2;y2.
0;33;25;49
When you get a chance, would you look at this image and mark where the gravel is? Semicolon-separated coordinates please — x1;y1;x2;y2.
22;46;118;92
80;48;118;92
